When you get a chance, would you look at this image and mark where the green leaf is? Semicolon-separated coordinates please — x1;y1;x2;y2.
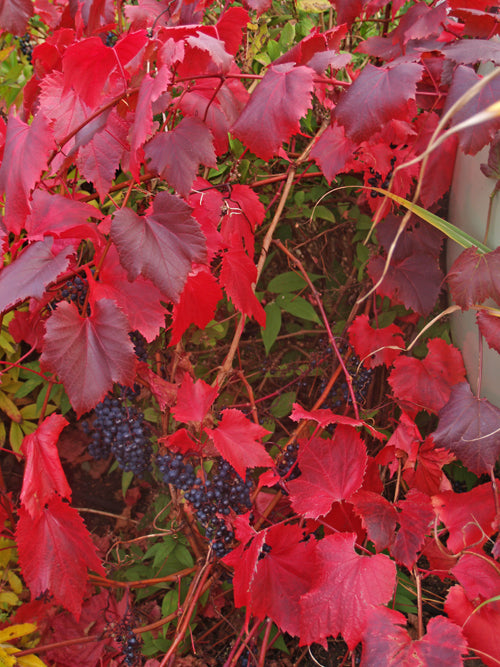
261;302;281;354
268;271;321;293
277;293;321;323
312;205;335;223
270;391;296;418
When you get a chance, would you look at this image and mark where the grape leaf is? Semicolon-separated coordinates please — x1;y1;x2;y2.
243;524;318;638
231;63;315;160
402;436;454;496
220;184;265;256
287;427;368;519
0;239;73;315
111;191;207;302
447;247;500;309
452;552;500;603
432;382;500;475
390;489;434;570
335;63;423;143
20;414;71;518
300;532;396;649
172;374;218;425
25;190;101;243
274;25;348;69
16;496;105;620
348;314;404;368
389;339;466;416
310;122;356;184
0;0;33;34
443;38;500;66
477;310;500;354
352;491;398;553
159;428;202;455
40;300;136;416
0;112;54;234
170;266;223;346
290;403;385;440
145;117;217;198
361;607;467;667
219;248;266;325
432;483;497;553
205;409;272;479
445;585;500;667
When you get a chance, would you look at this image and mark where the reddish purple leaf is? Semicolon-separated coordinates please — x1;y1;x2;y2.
352;490;398;552
432;382;500;475
20;414;71;518
477;310;500;354
0;0;33;34
390;489;434;570
274;26;348;69
335;63;423;143
290;403;385;440
205;409;272;479
170;266;223;345
219;248;266;325
25;190;101;242
389;339;466;415
40;300;136;416
310;122;356;184
300;532;396;649
447;246;500;309
16;497;105;620
348;314;404;368
432;483;497;553
443;65;500;155
241;0;272;17
145;117;216;198
443;39;500;66
288;427;368;519
111;191;207;302
172;374;218;425
361;607;467;667
0;112;54;234
452;552;500;603
231;63;314;160
395;2;448;45
0;239;73;315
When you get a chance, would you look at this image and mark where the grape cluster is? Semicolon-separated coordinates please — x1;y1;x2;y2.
83;395;152;476
51;274;91;315
367;156;397;197
19;33;33;62
277;443;300;481
318;344;374;409
157;455;252;557
129;330;148;362
115;612;141;666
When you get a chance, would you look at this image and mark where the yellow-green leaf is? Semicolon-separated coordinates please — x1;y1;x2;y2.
9;422;24;453
0;646;16;667
0;392;22;423
7;571;23;595
0;592;19;609
0;624;36;643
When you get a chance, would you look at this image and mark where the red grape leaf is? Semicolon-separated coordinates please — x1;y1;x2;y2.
274;26;347;69
0;239;73;315
231;63;315;160
348;314;404;368
170;266;223;346
20;414;71;518
0;112;54;234
395;2;448;45
205;409;272;479
287;427;368;519
223;520;266;615
219;248;266;325
445;585;500;667
16;496;105;620
145;117;216;198
477;310;500;354
111;191;207;302
220;184;265;256
432;483;497;553
188;177;224;261
244;523;318;638
172;373;218;425
335;63;423;143
352;490;398;553
40;300;136;417
443;65;500;155
90;245;165;343
216;7;250;56
361;607;467;666
452;552;500;604
390;489;434;570
0;0;32;33
25;190;101;243
137;366;177;411
402;436;455;496
300;532;396;649
290;403;385;440
159;428;202;455
447;247;500;309
432;382;500;475
241;0;272;17
388;339;466;416
310;122;356;184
